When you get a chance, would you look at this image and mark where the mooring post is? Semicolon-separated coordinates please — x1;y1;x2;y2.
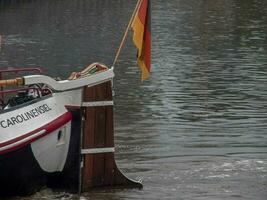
80;80;142;192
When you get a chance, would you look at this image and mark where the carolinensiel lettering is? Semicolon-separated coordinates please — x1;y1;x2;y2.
0;104;52;128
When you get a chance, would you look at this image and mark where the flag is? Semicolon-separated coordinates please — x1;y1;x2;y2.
131;0;151;81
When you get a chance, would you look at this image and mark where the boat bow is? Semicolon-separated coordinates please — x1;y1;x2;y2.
23;67;114;91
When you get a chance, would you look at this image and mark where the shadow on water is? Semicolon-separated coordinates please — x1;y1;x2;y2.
0;0;267;199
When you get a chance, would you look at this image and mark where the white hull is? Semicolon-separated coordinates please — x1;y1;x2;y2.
0;66;116;196
0;95;72;172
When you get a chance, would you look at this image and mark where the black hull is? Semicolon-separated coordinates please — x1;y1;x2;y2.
0;145;46;196
0;110;81;197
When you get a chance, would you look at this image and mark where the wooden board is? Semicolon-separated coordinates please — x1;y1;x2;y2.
81;81;142;192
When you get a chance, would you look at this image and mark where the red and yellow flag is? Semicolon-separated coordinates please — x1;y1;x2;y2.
131;0;151;81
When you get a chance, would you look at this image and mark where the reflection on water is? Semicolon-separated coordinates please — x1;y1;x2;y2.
1;0;267;199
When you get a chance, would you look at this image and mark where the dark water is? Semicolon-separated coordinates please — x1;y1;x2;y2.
1;0;267;199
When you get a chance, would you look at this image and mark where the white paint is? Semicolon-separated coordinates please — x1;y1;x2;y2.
0;68;114;173
31;122;71;172
24;68;114;91
0;97;67;145
81;147;115;154
82;101;114;107
0;130;46;152
59;89;83;107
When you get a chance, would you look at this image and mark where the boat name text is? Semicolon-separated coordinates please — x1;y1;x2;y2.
0;104;52;128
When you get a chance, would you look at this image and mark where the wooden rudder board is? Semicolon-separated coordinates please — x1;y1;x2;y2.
81;81;142;192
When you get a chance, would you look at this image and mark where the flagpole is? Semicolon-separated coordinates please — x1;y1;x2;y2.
112;0;142;67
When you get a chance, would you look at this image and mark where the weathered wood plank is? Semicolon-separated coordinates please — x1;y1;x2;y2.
82;84;95;190
81;81;142;191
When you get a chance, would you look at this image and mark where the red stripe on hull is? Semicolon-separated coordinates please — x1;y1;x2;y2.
65;105;81;110
0;112;72;155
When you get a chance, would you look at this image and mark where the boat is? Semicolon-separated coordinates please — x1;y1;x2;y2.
0;64;117;196
0;64;143;196
0;0;150;196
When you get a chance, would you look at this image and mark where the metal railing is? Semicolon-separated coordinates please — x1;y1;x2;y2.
0;67;42;102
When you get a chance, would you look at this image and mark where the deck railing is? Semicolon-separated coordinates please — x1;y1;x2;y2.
0;67;42;102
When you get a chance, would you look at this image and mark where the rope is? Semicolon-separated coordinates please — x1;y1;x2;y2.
112;0;142;67
68;63;108;80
